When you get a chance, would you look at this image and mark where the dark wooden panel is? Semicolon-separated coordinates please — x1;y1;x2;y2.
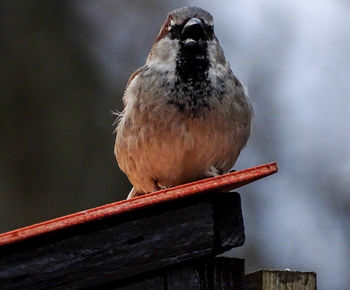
0;193;244;289
214;193;245;251
111;276;165;290
111;257;244;290
167;266;201;290
211;257;245;289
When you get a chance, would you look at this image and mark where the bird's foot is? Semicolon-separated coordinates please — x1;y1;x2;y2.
159;184;173;190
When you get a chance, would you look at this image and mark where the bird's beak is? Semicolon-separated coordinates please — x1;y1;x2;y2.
181;17;208;45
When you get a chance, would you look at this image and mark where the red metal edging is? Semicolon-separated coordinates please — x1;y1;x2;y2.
0;162;277;247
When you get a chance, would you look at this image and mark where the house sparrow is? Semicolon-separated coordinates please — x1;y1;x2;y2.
115;7;252;199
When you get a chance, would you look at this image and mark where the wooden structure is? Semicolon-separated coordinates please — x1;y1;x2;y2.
0;162;315;289
245;270;317;290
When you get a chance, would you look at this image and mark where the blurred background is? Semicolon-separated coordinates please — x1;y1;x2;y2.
1;0;349;289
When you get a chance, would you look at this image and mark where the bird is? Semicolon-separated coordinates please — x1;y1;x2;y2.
114;7;252;199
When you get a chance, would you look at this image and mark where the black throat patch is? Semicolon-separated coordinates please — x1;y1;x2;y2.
169;41;212;116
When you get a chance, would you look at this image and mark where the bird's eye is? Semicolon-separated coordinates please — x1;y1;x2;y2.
168;19;176;32
169;24;182;39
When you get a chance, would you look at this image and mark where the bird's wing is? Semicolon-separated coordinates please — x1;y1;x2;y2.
122;66;146;107
127;66;145;87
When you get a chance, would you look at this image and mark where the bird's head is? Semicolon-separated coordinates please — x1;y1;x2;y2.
146;7;226;80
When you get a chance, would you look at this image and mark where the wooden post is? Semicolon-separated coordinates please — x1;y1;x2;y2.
245;270;317;290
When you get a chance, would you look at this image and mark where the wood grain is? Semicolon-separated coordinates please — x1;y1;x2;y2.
245;270;317;290
113;257;244;290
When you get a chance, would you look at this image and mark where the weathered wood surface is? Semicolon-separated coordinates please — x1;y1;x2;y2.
112;257;244;290
0;162;277;247
0;192;244;289
245;270;317;290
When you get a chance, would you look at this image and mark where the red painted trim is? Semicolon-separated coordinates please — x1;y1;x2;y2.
0;162;277;247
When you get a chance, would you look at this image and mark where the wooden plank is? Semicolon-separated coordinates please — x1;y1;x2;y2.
112;257;244;290
211;257;245;289
109;276;165;290
0;193;244;289
167;266;201;290
214;193;245;251
245;270;317;290
0;162;277;248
